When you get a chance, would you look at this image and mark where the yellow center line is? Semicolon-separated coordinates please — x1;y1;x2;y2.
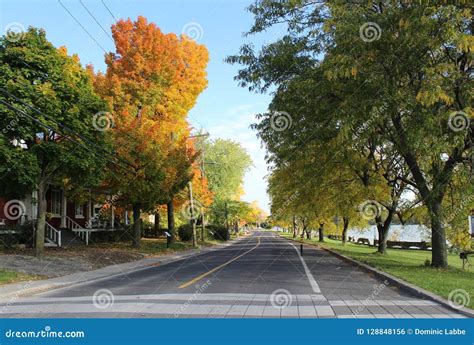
178;236;261;289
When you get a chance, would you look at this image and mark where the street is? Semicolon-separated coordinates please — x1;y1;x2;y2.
0;231;466;318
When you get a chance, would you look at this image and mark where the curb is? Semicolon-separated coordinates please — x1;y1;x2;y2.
0;236;246;301
280;235;474;318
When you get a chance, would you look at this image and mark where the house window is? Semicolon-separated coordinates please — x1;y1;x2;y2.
75;203;84;218
50;190;61;216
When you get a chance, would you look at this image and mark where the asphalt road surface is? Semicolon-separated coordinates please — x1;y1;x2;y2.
0;231;467;318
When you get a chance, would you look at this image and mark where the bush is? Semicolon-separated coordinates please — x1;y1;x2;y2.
18;221;34;246
88;226;134;244
0;222;34;249
207;224;229;241
0;232;19;249
178;224;193;241
144;226;168;238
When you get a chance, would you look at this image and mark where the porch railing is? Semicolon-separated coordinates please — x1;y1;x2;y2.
66;216;90;245
45;221;61;247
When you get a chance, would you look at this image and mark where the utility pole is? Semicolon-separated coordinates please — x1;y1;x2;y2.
189;181;197;248
187;132;209;245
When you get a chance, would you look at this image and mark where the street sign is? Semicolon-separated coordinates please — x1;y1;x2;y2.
164;231;171;237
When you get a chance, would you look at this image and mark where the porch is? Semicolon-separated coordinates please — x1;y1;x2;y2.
0;187;128;248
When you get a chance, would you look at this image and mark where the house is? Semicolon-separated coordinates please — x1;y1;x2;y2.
0;186;124;247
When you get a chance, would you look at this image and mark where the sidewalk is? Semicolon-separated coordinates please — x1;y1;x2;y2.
281;234;474;318
0;238;243;301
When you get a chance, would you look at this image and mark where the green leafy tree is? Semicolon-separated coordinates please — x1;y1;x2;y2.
204;139;253;201
202;138;253;225
0;28;108;257
228;1;472;267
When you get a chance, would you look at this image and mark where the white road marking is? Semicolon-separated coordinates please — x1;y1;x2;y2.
288;242;321;293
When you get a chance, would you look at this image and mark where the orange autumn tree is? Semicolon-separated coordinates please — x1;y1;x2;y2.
92;16;209;247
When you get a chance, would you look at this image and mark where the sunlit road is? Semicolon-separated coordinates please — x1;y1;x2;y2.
0;231;465;318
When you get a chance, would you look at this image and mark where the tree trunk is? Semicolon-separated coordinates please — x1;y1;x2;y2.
167;200;175;244
375;208;395;254
305;228;311;239
318;223;324;242
154;211;160;236
292;215;297;238
132;203;141;247
35;180;47;258
391;114;449;267
428;201;448;267
376;223;388;254
201;212;205;242
224;202;229;232
342;217;349;245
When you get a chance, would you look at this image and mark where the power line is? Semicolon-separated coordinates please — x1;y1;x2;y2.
101;0;117;21
6;69;144;166
0;100;126;171
57;0;108;54
0;100;151;207
0;99;126;170
79;0;114;42
0;87;127;165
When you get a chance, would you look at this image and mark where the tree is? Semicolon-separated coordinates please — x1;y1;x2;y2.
203;139;253;201
202;138;253;225
0;28;108;257
92;16;209;247
247;201;268;226
228;1;472;267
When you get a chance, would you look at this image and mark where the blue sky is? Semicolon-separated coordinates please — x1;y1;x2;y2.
1;0;285;213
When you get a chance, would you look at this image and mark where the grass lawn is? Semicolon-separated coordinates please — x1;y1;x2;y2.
94;237;227;256
280;232;474;309
0;269;39;286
